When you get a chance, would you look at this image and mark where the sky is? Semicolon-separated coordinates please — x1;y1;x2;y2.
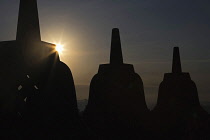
0;0;210;109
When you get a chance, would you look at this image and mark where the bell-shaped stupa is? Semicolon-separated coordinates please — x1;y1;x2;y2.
84;28;149;139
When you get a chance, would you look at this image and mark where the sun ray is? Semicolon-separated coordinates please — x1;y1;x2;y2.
55;43;64;54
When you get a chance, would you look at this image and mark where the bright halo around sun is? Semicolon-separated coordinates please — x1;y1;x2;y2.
55;43;64;54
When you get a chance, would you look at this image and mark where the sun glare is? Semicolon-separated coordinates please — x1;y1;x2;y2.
55;44;64;54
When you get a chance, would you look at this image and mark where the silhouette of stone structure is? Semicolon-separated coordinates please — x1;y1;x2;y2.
0;0;81;139
151;47;209;140
0;1;209;139
83;28;149;139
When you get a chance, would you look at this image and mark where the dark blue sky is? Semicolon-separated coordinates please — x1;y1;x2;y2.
0;0;210;107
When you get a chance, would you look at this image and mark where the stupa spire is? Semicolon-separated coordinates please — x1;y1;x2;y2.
110;28;123;64
16;0;41;42
172;47;182;73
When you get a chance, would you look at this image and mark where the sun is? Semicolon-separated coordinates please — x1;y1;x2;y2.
55;44;64;54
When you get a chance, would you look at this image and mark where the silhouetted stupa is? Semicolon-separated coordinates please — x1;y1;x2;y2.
0;0;80;139
151;47;209;140
154;47;201;110
83;28;149;139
